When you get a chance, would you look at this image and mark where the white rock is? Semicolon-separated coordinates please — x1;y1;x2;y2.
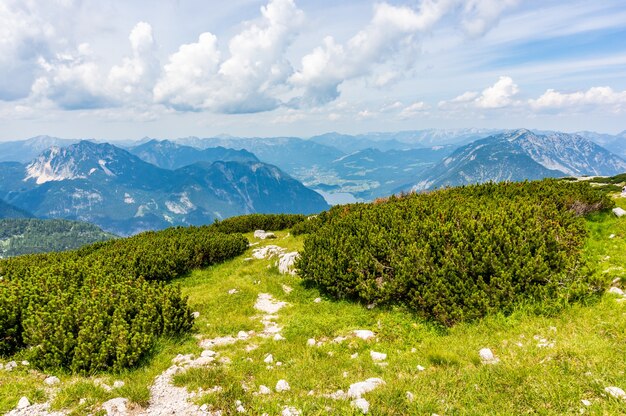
102;397;128;416
236;404;246;413
278;252;299;275
6;361;17;371
255;293;288;314
313;297;322;303
370;351;387;361
416;365;425;371
191;311;200;319
608;287;625;296
406;391;415;402
113;380;125;389
21;360;29;366
252;245;285;260
237;331;250;340
348;378;386;399
276;379;291;392
479;348;499;364
605;386;626;400
329;390;348;400
17;397;30;409
609;234;616;239
201;350;217;358
612;207;626;217
333;336;347;343
200;404;208;411
273;333;286;341
581;399;591;406
351;398;370;414
282;284;293;294
282;406;301;416
228;288;238;295
353;330;376;340
258;385;271;395
44;376;60;386
307;338;316;346
264;354;274;364
351;353;359;359
254;230;277;240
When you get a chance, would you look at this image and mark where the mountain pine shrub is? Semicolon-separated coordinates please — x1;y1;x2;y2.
297;180;613;325
0;226;247;372
211;213;307;234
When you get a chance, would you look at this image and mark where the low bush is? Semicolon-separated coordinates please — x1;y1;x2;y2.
0;226;248;372
211;213;306;234
297;180;613;326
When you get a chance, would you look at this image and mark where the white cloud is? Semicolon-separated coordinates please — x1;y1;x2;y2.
475;76;519;108
107;22;160;102
461;0;520;37
440;76;519;110
529;86;626;112
154;0;304;113
400;101;430;118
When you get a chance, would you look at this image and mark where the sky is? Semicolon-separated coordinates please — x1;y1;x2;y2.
0;0;625;141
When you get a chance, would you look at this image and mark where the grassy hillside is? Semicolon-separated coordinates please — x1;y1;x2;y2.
1;191;625;414
0;218;116;258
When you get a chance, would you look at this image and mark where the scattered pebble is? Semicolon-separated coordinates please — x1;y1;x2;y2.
258;385;271;395
348;378;385;399
351;398;370;414
406;392;415;402
237;331;250;340
313;297;322;303
191;311;200;319
351;353;359;359
479;348;499;364
276;379;291;392
307;338;316;346
44;376;60;386
605;386;626;400
282;284;293;294
608;287;625;296
353;330;376;340
581;399;591;406
17;397;30;409
113;380;125;389
282;406;301;416
416;365;425;371
228;289;239;295
264;354;274;364
273;334;286;341
370;351;387;361
101;397;128;415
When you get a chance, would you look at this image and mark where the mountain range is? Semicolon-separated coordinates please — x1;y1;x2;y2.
0;141;329;235
0;128;624;235
411;129;626;190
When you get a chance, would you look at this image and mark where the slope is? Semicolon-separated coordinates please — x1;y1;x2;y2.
2;198;626;414
0;218;116;258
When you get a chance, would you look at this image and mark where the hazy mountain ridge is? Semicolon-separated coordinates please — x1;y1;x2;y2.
0;142;329;235
411;129;626;191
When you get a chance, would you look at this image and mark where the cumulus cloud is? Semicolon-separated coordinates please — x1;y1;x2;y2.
154;0;304;113
400;101;430;118
107;22;160;102
529;86;626;112
0;1;57;100
461;0;520;37
440;76;519;110
32;22;160;110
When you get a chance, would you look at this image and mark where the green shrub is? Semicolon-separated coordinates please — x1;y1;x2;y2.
297;180;613;326
211;213;306;234
0;226;247;372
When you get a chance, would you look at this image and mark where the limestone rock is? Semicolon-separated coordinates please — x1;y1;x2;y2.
278;252;299;275
17;397;30;409
370;351;387;361
102;397;128;416
44;376;60;386
479;348;499;364
276;379;291;392
605;386;626;400
351;398;370;414
353;330;375;340
348;378;385;399
612;207;626;217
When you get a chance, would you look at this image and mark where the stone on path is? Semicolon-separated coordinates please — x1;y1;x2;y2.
44;376;60;386
353;330;375;340
17;397;30;409
278;252;299;275
102;398;128;416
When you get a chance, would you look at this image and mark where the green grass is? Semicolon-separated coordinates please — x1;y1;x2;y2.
3;210;626;414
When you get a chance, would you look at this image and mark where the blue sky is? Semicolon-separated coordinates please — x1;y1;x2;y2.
0;0;625;140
